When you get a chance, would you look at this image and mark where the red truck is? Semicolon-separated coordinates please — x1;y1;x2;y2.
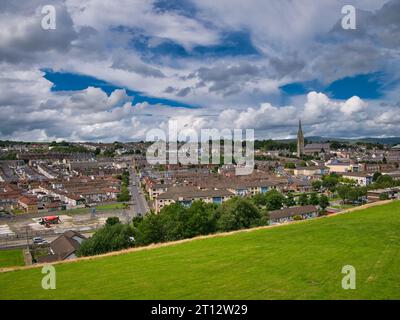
39;216;61;227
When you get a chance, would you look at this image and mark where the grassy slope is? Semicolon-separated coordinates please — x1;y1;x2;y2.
1;201;400;300
0;250;24;268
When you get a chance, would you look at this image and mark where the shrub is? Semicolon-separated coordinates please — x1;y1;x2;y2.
106;217;120;226
379;193;389;200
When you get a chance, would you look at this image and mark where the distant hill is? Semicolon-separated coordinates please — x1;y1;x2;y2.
306;136;400;145
1;201;400;299
273;136;400;145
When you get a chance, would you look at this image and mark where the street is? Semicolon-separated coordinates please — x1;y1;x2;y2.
130;168;150;216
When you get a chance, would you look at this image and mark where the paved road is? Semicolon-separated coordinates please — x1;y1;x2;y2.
0;232;94;250
130;168;150;217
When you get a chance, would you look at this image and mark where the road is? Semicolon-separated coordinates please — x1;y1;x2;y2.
129;168;150;217
0;232;95;250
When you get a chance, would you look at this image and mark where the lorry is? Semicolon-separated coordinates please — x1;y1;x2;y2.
39;216;61;227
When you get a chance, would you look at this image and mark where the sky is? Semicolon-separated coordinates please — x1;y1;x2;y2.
0;0;399;142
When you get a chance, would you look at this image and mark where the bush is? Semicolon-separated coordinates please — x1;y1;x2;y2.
284;162;296;169
293;215;303;221
376;175;394;188
318;210;328;217
379;193;389;200
106;217;120;226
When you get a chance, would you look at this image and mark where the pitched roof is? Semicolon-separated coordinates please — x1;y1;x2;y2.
18;196;38;205
50;230;86;260
304;143;330;150
269;205;317;220
158;187;234;201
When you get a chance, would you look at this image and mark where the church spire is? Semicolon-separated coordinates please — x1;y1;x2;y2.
297;119;304;158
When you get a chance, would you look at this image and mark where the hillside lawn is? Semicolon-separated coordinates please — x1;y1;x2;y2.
0;249;24;268
1;201;400;299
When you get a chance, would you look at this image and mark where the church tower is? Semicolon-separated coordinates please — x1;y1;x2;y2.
297;120;304;158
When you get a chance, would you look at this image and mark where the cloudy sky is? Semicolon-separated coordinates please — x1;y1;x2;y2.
0;0;399;142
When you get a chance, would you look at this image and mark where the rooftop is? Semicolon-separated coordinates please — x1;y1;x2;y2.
269;205;318;220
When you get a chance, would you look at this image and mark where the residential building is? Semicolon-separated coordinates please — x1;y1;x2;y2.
304;143;331;155
18;195;38;214
388;145;400;162
367;188;400;203
269;205;318;224
155;187;235;213
293;166;329;177
37;231;86;263
325;159;358;173
342;172;373;186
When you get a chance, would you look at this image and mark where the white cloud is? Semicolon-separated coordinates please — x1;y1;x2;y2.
0;0;399;141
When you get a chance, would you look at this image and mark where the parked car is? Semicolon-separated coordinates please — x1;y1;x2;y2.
32;237;48;245
0;212;13;219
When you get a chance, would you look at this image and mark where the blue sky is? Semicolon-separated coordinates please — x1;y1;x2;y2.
43;70;198;108
280;72;388;100
0;0;399;142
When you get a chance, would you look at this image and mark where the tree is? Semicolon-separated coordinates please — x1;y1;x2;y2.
376;175;394;188
265;190;285;210
185;201;218;237
77;223;134;256
337;185;351;203
252;192;267;207
135;213;166;246
312;180;322;191
285;193;296;207
322;175;339;191
319;194;330;211
372;172;382;182
298;193;309;206
217;197;262;232
309;193;319;205
160;201;218;241
117;188;130;202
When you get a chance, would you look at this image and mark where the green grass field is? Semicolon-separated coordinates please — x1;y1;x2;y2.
54;203;127;215
1;201;400;300
0;250;24;268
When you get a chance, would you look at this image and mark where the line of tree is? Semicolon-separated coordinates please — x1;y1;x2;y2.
134;197;268;247
116;170;131;202
313;172;400;194
251;189;329;212
78;197;268;256
77;189;333;257
254;139;297;153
